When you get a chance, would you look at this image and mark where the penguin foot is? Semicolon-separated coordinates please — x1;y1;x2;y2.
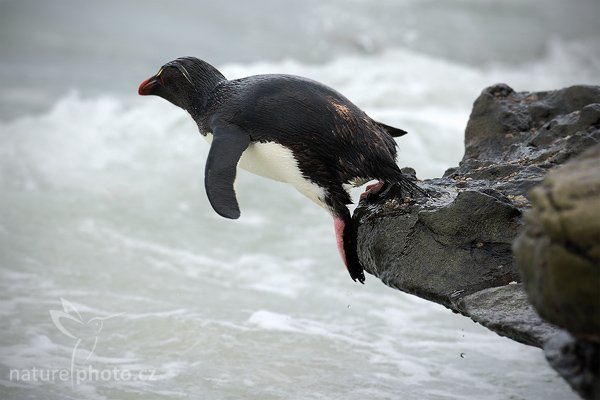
333;216;365;283
359;181;385;201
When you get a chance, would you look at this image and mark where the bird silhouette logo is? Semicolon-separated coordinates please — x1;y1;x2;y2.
49;298;122;384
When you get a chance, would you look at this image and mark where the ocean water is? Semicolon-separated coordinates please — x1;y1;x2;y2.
1;1;599;399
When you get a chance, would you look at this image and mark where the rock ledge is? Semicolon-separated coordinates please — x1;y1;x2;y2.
354;84;599;347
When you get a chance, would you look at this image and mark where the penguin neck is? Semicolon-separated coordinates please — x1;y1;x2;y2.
184;76;226;120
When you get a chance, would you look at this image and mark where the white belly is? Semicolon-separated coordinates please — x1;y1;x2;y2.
204;133;327;208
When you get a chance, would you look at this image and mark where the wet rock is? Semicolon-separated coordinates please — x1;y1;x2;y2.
513;146;600;399
456;283;558;347
544;333;600;400
515;145;600;341
355;188;521;309
354;84;600;349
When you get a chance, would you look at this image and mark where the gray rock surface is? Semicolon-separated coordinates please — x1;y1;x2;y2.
513;142;600;400
515;145;600;340
353;83;600;398
355;83;600;346
456;284;557;348
544;332;600;400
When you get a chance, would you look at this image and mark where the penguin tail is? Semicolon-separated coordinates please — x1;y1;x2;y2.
376;121;408;137
395;174;428;197
381;167;429;198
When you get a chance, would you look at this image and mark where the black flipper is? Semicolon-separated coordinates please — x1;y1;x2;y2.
376;121;407;137
204;121;251;219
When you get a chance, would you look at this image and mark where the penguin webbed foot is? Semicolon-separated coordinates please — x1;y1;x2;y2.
333;214;365;284
361;178;428;204
344;241;366;283
349;263;366;284
359;181;386;201
344;220;365;285
345;249;366;284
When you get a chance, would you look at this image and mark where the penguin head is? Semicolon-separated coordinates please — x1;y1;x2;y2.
138;57;226;112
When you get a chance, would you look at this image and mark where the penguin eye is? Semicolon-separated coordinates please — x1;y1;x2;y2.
159;75;165;85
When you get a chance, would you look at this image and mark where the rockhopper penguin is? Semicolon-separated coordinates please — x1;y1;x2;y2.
138;57;426;283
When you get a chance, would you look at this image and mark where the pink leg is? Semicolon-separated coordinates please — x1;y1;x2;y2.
333;217;347;267
360;181;385;200
333;215;366;283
